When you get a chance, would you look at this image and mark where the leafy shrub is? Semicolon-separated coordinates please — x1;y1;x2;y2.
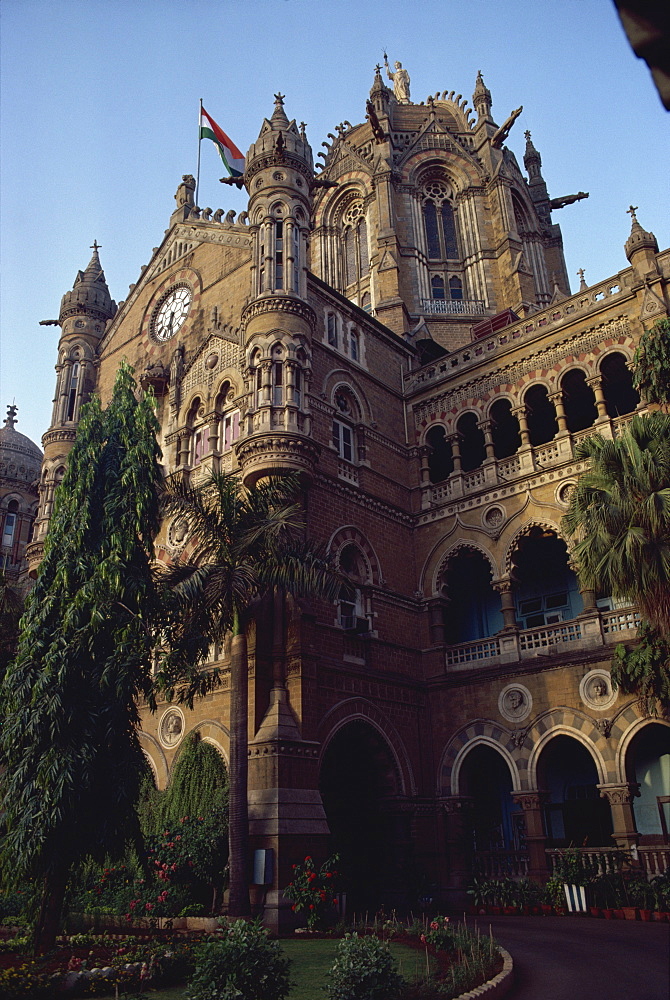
422;915;453;953
187;919;291;1000
326;933;404;1000
283;854;340;930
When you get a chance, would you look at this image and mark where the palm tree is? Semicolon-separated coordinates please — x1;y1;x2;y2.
158;471;342;917
562;411;670;635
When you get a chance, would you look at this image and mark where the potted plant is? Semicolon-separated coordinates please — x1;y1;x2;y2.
651;871;670;921
542;875;564;914
553;848;589;913
467;877;491;916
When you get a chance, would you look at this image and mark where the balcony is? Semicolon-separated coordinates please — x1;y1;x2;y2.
444;608;639;671
421;299;487;316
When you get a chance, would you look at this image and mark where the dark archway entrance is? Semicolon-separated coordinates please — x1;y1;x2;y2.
625;723;670;842
441;548;503;642
511;527;583;628
537;735;612;847
320;721;410;913
459;744;520;854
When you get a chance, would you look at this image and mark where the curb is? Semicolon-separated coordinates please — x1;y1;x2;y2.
455;947;514;1000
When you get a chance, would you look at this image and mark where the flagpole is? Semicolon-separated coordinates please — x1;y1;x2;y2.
195;98;203;208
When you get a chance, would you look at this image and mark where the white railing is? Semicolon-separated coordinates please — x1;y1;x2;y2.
431;480;454;503
519;620;582;652
338;459;359;485
602;607;641;635
640;847;670;878
474;851;529;878
421;299;487;316
446;637;501;665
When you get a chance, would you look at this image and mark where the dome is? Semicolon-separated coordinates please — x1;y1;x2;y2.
0;405;43;487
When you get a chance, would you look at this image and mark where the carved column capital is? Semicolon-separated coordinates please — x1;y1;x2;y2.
440;795;474;815
598;782;640;806
512;790;549;811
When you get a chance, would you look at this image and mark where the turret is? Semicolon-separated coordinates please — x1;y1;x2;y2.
523;131;551;230
237;95;319;486
624;205;660;279
473;70;493;122
30;244;115;569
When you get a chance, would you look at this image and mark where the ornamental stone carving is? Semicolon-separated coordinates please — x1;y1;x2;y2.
159;707;185;749
580;669;617;711
598;783;640;806
498;683;532;723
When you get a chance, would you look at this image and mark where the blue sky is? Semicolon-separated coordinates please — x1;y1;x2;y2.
1;0;668;447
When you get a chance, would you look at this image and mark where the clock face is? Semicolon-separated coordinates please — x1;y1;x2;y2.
152;285;192;342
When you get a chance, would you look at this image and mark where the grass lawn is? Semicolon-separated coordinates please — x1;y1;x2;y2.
94;936;436;999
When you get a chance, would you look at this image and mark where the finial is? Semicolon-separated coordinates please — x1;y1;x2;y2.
90;239;101;253
627;204;639;224
577;267;587;289
524;130;532;142
274;92;285;107
4;404;18;429
300;121;307;137
375;63;382;73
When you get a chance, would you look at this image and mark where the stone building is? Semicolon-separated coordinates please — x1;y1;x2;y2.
0;405;42;596
28;66;670;927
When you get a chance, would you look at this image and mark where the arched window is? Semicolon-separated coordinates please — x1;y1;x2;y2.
511;527;583;627
342;200;369;286
332;389;357;463
441;548;502;642
426;425;453;483
449;276;463;300
338;543;369;631
560;369;597;433
524;385;557;446
490;399;521;459
431;275;445;300
187;398;208;466
421;181;459;261
66;362;80;421
216;382;240;454
350;330;360;362
456;412;486;472
1;499;19;553
600;352;640;418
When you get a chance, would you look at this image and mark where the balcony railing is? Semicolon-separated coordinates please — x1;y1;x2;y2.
444;608;639;671
473;851;529;878
421;299;487;316
547;846;670;879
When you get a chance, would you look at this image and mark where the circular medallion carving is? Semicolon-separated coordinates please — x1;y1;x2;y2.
205;352;219;369
483;504;505;529
498;683;532;723
168;518;189;547
556;481;576;506
159;707;185;748
580;669;617;711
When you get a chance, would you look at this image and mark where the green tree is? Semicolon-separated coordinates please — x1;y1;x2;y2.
0;572;23;680
0;362;163;952
159;471;342;917
562;411;670;709
633;317;670;410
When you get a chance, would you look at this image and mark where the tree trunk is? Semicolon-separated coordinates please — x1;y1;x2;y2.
227;629;251;916
33;866;68;955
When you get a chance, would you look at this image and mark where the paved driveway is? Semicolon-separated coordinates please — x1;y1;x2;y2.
468;915;669;1000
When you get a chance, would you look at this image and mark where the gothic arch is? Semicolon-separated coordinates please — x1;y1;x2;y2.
595;345;635;373
170;720;230;770
403;151;477;193
503;518;565;576
438;722;522;796
520;377;555;401
526;717;612;788
433;540;499;597
322;369;373;424
484;392;518;420
317;697;416;796
327;525;382;586
420;420;449;447
138;732;169;790
314;178;372;230
615;712;670;785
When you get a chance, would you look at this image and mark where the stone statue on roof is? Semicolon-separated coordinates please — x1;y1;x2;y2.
383;52;410;104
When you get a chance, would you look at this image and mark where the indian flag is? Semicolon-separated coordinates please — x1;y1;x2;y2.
200;107;245;178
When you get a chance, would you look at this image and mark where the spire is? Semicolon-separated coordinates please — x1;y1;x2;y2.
473;70;492;119
59;242;116;326
523;130;542;179
624;204;659;266
4;404;18;430
270;92;290;129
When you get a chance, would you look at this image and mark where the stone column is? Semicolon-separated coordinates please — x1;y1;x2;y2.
512;406;531;447
548;391;568;434
177;430;191;468
587;376;609;419
419;445;431;486
448;433;463;472
512;791;550;881
598;783;641;853
479;419;496;461
579;586;598;614
207;417;220;456
494;579;518;631
441;796;474;904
